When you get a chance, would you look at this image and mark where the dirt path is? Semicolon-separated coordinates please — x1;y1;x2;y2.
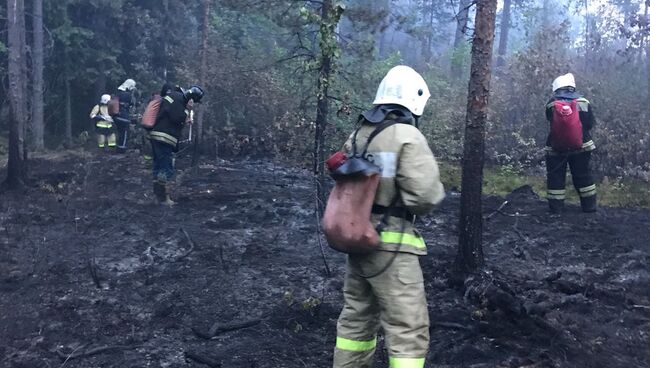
1;151;648;367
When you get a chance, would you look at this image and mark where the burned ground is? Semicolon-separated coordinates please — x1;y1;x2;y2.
0;151;648;368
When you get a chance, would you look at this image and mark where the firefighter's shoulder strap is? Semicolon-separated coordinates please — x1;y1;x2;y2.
351;119;407;280
351;119;399;158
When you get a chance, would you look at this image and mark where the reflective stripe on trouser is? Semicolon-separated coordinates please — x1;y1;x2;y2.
546;151;594;199
97;133;116;148
389;357;426;368
578;184;596;198
333;251;428;368
547;189;566;200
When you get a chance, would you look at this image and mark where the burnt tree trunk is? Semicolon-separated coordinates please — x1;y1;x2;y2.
456;0;498;274
423;0;434;63
64;78;72;144
192;0;210;167
451;0;471;80
495;0;511;70
32;0;45;150
5;0;28;188
314;0;334;209
646;1;650;101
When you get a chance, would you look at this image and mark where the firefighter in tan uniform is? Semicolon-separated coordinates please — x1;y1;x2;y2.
89;94;116;149
333;66;445;368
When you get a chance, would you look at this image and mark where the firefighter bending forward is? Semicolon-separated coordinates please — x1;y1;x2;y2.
333;66;445;368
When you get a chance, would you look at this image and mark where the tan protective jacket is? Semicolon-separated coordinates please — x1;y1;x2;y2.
90;105;114;128
342;119;445;255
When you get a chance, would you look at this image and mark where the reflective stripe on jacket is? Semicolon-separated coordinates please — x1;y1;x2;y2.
90;104;113;128
343;119;445;255
150;92;187;148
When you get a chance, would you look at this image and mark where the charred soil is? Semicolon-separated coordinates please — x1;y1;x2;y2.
0;151;648;368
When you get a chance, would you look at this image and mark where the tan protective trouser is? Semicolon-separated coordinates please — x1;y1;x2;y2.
333;251;429;368
97;133;116;148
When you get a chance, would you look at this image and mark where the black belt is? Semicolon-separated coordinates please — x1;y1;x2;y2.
372;204;415;222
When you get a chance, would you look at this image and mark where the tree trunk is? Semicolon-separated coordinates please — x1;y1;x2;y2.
646;1;650;101
456;0;498;274
32;0;45;150
542;0;550;26
64;73;73;145
5;0;28;189
373;0;389;58
162;0;170;79
192;0;210;167
314;0;336;209
451;0;471;79
584;0;590;71
423;0;434;63
495;0;511;70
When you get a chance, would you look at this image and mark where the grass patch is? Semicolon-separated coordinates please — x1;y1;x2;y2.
439;162;650;208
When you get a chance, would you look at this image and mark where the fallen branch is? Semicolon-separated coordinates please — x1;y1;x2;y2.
192;318;262;340
56;344;137;362
486;200;508;220
430;321;473;331
179;227;197;260
184;351;222;367
59;344;86;367
508;216;531;260
88;258;101;289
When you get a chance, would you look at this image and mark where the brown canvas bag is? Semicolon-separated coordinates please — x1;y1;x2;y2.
322;120;398;254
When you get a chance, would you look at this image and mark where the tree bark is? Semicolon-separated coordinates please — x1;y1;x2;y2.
456;0;498;274
5;0;28;189
423;0;435;63
646;1;650;101
451;0;471;79
192;0;210;167
314;0;335;209
64;48;73;145
32;0;45;150
495;0;511;70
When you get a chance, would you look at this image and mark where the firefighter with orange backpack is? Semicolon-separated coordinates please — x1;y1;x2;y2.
545;73;597;213
148;84;204;205
329;66;445;368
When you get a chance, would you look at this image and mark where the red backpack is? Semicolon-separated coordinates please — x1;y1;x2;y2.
550;99;583;151
140;96;162;129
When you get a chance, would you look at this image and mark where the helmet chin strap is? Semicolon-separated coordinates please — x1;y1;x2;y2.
414;116;420;128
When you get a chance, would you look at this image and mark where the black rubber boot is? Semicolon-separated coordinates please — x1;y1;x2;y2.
153;181;166;203
580;195;597;213
548;199;565;214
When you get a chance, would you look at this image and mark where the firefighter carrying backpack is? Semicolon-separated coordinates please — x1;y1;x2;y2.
321;120;398;254
141;96;162;129
550;99;583;151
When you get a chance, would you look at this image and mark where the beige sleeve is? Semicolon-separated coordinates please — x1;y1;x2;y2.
89;105;99;118
396;131;445;215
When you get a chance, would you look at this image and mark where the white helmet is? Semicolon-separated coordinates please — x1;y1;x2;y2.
552;73;576;92
100;94;111;104
118;78;136;91
372;65;431;116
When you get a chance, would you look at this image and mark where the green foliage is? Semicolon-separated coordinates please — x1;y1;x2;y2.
440;161;650;208
2;0;650;194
